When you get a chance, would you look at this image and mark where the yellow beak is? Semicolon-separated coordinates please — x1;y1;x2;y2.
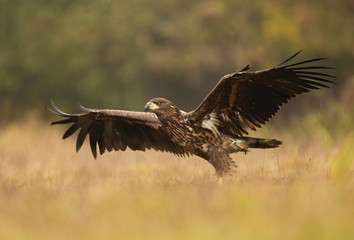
144;102;159;112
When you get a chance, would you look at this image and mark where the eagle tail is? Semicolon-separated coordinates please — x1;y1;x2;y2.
245;137;282;149
231;137;282;152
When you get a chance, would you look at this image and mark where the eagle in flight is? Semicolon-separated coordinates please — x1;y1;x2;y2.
50;51;334;178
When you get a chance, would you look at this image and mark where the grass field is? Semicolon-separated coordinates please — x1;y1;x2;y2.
0;105;353;240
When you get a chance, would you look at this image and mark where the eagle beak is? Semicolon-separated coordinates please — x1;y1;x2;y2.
144;101;159;112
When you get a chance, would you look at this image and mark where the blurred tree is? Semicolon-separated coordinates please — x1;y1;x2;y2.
0;0;353;121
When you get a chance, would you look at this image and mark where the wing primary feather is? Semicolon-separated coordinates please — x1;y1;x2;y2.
47;107;62;116
275;50;302;67
295;74;335;84
288;66;333;71
294;71;336;79
282;58;327;68
63;123;80;139
51;118;76;125
296;79;322;89
78;102;98;112
239;65;250;72
76;127;88;152
49;99;80;117
89;133;98;159
95;124;106;155
98;136;106;155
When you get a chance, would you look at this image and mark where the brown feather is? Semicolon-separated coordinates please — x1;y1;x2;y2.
186;54;334;137
49;103;188;158
49;52;334;177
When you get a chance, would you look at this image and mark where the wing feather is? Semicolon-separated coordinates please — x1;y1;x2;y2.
63;123;80;139
50;102;188;158
89;132;98;158
76;125;89;152
186;51;334;137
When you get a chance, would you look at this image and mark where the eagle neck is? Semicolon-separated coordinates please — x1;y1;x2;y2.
156;113;190;146
156;112;182;128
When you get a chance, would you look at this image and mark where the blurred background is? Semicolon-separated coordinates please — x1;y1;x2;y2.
0;0;353;124
0;2;353;239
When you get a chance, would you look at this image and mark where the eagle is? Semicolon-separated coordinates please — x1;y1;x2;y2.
49;51;334;180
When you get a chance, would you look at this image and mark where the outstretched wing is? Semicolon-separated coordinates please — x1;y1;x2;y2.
185;51;335;137
49;100;187;158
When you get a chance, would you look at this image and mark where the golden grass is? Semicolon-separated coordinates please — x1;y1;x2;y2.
0;112;353;240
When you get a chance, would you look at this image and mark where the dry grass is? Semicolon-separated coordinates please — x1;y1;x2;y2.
0;110;353;240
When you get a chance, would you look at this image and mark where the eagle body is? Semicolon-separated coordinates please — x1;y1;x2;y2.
143;97;281;176
50;51;334;177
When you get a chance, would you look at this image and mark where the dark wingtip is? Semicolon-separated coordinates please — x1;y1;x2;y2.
275;50;303;68
240;64;251;72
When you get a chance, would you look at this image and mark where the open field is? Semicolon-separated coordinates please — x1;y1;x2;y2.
1;1;353;239
0;106;353;240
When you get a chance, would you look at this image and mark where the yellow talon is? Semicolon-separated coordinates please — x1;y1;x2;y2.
218;177;223;185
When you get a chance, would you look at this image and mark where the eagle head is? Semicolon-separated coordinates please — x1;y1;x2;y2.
144;98;181;118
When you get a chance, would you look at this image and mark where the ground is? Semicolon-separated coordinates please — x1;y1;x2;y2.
0;113;353;240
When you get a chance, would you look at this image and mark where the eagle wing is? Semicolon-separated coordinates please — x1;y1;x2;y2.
49;100;187;158
185;51;335;137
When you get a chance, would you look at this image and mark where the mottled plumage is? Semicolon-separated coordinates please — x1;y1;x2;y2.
50;51;334;177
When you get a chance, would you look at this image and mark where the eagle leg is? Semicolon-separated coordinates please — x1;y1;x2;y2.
218;177;223;185
208;149;237;178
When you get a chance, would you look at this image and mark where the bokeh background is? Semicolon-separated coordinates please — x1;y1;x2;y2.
0;1;354;239
0;0;353;122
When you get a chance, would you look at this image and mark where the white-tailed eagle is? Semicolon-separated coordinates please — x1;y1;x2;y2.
49;51;334;178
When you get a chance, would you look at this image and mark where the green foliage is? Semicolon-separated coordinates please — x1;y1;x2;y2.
0;0;353;120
